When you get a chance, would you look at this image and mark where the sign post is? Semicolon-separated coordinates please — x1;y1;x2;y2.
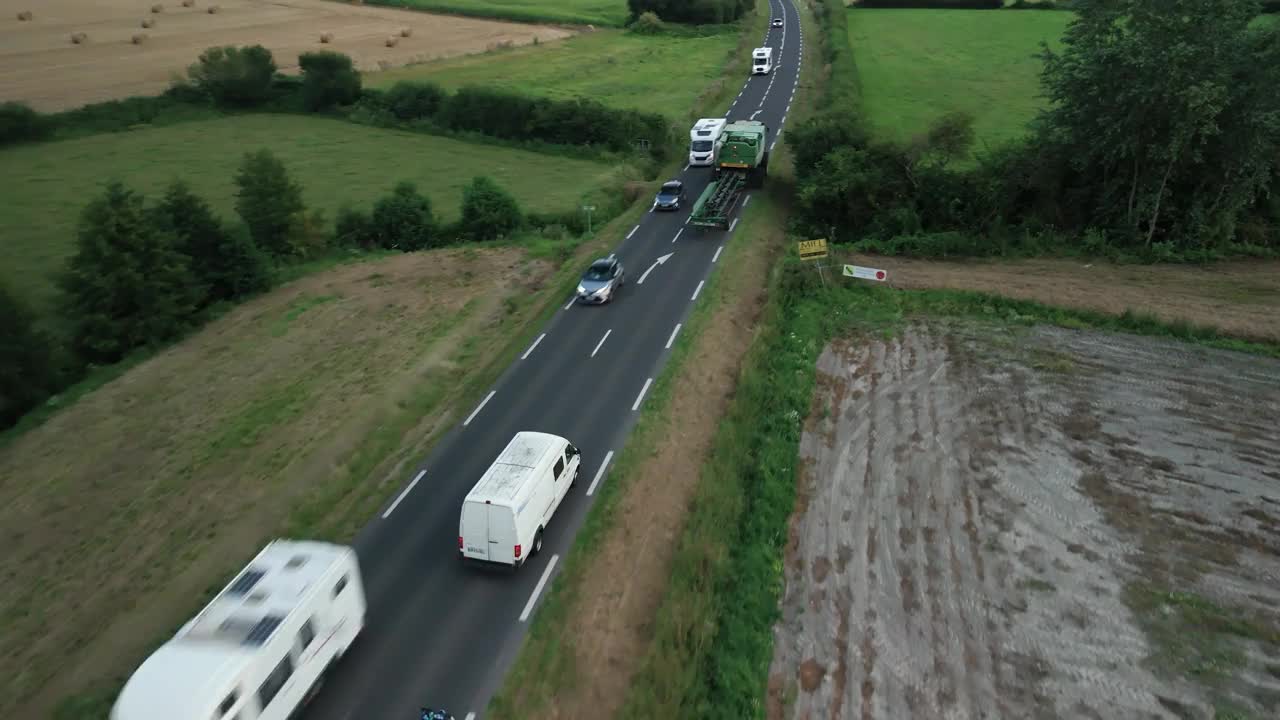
582;205;596;235
797;238;830;287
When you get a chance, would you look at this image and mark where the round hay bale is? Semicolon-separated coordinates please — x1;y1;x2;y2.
141;17;155;28
70;31;87;44
132;33;148;44
17;10;33;21
207;4;219;13
150;3;163;12
182;0;195;5
385;35;398;47
399;27;412;37
320;32;333;43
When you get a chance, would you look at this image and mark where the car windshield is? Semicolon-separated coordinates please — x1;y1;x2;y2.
691;140;713;152
584;264;613;281
660;184;680;194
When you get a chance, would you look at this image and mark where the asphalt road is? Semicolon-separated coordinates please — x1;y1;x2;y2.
303;2;804;717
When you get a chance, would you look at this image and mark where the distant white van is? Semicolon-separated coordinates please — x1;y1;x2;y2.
458;431;582;569
111;540;366;720
752;46;774;75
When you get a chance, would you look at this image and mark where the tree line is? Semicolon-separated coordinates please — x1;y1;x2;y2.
791;0;1280;260
1;150;526;430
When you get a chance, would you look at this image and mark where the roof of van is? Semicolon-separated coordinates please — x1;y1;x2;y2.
112;540;353;719
465;431;566;506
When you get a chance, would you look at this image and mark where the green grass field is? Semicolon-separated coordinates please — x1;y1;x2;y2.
368;29;741;120
0;114;614;317
848;9;1070;149
369;0;629;27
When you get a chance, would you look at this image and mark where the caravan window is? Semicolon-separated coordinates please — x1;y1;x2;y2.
217;689;238;717
257;655;294;710
333;574;348;598
553;457;565;479
298;617;316;651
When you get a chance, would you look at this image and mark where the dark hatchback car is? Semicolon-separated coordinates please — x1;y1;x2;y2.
654;180;686;211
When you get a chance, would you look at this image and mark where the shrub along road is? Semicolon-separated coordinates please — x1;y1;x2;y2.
299;0;805;717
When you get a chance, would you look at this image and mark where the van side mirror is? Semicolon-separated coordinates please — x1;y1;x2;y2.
569;444;580;457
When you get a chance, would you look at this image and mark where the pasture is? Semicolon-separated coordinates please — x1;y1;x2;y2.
0;0;572;112
0;114;616;315
372;0;629;28
367;28;741;120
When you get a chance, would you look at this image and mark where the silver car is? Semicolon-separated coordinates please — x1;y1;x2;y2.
576;254;625;305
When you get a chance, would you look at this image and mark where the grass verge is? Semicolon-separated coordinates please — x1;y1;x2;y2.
364;0;629;27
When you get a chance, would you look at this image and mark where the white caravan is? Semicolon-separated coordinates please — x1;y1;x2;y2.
752;46;774;75
689;117;728;166
111;540;366;720
458;431;582;569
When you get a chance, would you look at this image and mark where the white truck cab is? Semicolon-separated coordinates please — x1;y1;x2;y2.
752;47;774;75
459;431;582;569
689;117;728;167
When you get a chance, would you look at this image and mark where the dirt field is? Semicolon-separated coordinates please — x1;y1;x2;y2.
845;253;1280;344
0;246;556;717
0;0;574;112
768;321;1280;719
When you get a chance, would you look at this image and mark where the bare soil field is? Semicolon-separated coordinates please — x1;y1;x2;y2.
0;0;574;111
0;246;556;717
768;322;1280;719
845;253;1280;344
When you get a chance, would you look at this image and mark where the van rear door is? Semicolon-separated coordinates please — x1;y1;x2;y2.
460;501;489;561
487;504;518;566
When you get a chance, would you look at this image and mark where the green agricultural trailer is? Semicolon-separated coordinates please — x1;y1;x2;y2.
688;120;769;230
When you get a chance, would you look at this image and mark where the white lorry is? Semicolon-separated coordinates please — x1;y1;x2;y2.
752;46;774;75
689;117;728;167
111;540;366;720
458;431;582;569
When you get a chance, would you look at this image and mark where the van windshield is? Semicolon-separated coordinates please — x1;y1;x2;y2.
691;140;713;151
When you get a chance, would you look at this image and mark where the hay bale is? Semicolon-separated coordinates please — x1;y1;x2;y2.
132;33;148;44
182;0;195;5
17;10;33;21
320;32;333;43
70;31;87;44
207;4;219;12
399;27;412;37
385;35;398;47
141;17;155;28
150;3;163;12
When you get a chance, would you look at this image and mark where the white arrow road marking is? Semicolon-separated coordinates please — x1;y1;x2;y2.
591;329;612;358
587;451;614;496
750;109;763;120
637;252;675;285
520;554;558;622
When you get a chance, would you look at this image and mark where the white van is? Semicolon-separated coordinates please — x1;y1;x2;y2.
689;117;728;166
458;431;582;569
752;47;773;75
111;540;366;720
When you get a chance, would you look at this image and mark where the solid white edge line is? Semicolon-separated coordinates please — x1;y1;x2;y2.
712;245;724;264
463;390;495;426
382;469;425;519
586;450;614;496
626;224;639;240
673;228;683;243
665;323;682;349
691;280;706;301
519;554;559;623
730;218;739;233
591;329;612;358
631;377;654;412
743;195;752;208
521;332;546;360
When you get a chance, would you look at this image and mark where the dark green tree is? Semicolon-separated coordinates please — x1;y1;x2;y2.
298;51;363;112
0;283;57;428
369;182;438;251
460;176;522;241
1037;0;1280;248
186;45;278;108
152;180;271;305
59;182;202;364
234;149;306;259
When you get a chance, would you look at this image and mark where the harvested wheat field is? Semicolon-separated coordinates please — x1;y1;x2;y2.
0;0;574;112
0;246;556;717
769;322;1280;719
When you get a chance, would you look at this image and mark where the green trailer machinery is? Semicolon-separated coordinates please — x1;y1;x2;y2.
688;120;769;230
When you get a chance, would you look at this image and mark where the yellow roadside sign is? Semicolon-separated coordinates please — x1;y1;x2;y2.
797;238;828;261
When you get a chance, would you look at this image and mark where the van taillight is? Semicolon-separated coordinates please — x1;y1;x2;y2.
458;536;463;550
514;544;522;558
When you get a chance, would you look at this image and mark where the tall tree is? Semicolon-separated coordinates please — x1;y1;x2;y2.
234;149;305;259
369;181;438;251
152;180;272;305
59;182;202;364
1037;0;1280;248
0;283;56;428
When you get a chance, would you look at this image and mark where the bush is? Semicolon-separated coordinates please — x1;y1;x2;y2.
333;205;374;248
855;0;1003;7
233;148;306;258
630;10;666;33
460;176;523;241
627;0;752;24
0;102;52;146
152;180;271;305
368;181;438;251
298;50;362;112
187;45;278;108
59;182;202;364
384;81;447;120
0;283;57;429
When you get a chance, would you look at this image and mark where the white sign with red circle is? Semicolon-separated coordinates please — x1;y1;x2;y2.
842;264;887;282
